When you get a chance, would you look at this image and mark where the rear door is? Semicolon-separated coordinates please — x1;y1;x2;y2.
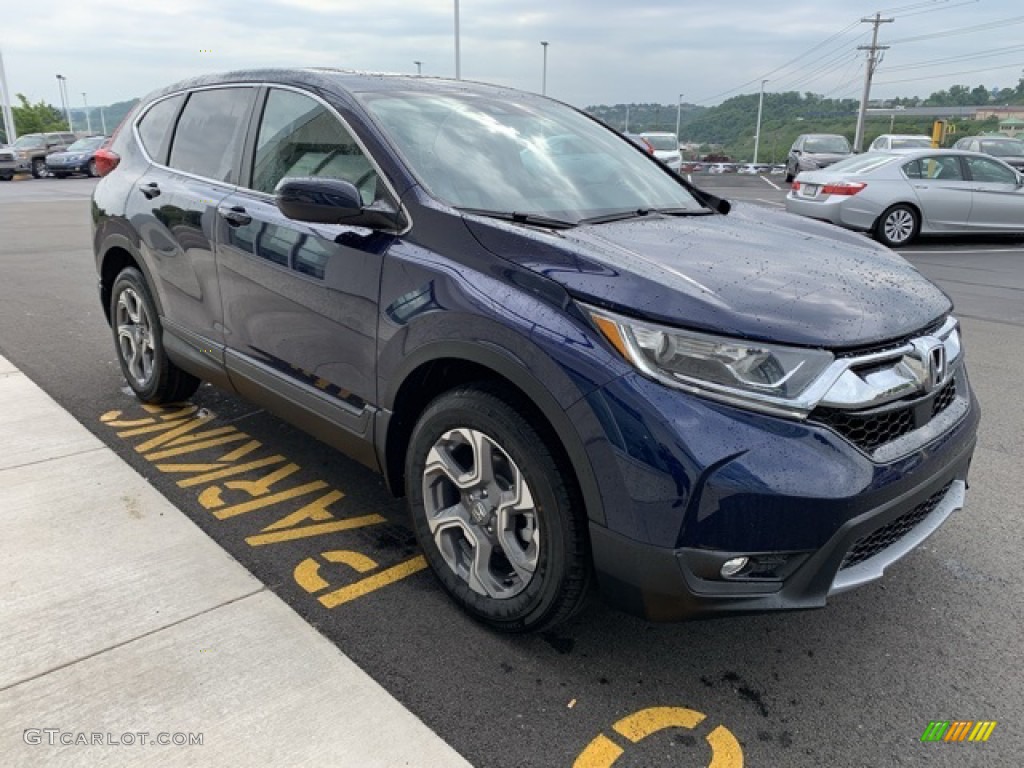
905;155;974;231
127;86;257;360
964;155;1024;231
213;86;399;465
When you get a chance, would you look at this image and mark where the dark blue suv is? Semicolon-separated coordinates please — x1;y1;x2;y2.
91;69;978;632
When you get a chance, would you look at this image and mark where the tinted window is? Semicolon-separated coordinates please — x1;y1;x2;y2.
643;134;678;151
981;139;1024;157
252;88;377;203
169;88;254;183
804;136;850;154
920;156;963;181
137;94;184;163
966;156;1018;184
902;160;922;179
13;135;45;149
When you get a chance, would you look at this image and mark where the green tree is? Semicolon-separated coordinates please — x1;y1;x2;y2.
13;94;67;134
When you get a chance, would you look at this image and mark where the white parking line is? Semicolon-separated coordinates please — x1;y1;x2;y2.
759;175;783;191
755;198;786;208
897;248;1024;254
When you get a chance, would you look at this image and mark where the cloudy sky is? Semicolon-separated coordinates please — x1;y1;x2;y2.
1;0;1022;110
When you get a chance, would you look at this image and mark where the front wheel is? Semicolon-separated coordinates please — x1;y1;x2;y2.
86;159;98;177
875;204;920;248
31;158;47;178
110;267;200;403
405;386;590;632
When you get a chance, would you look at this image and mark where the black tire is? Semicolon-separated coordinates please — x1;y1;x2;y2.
784;162;795;183
31;158;47;178
109;267;200;403
87;159;98;178
405;385;590;633
875;203;920;248
53;172;69;179
0;174;12;181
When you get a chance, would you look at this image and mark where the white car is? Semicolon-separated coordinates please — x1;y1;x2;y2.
639;132;682;172
868;134;933;151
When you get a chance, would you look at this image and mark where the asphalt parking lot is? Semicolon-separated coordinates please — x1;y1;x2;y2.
1;174;1022;767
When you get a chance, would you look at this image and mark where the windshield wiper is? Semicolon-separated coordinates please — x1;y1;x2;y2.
458;208;577;230
579;207;711;225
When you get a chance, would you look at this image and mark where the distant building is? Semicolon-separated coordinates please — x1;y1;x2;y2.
975;106;1024;121
998;117;1024;137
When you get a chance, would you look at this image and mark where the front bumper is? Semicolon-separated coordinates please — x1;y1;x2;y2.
46;159;89;173
574;368;979;621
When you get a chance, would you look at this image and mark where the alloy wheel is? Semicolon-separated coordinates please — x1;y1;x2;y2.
115;287;156;388
422;428;540;599
883;209;916;245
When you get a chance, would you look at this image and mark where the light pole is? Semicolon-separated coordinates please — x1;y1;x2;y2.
100;106;107;135
675;93;684;144
1;48;16;143
82;92;92;134
414;60;422;76
753;79;768;164
453;0;461;80
540;41;549;96
56;74;72;132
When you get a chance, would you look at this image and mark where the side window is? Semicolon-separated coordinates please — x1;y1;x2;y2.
168;88;254;183
137;94;185;164
920;156;963;181
902;160;922;179
965;156;1018;184
251;88;378;204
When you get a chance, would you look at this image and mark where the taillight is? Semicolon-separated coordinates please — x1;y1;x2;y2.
93;147;120;176
641;138;654;154
791;181;801;191
823;181;866;196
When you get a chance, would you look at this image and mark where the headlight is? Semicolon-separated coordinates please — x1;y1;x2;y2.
588;306;835;418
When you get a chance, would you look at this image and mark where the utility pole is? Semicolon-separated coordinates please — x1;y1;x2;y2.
540;41;548;96
57;75;72;131
453;0;461;80
754;79;768;164
853;13;892;152
82;93;92;134
675;93;684;144
0;48;15;144
414;60;422;75
625;104;630;132
100;106;107;135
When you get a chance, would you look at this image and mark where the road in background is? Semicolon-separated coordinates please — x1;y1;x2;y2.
1;176;1021;767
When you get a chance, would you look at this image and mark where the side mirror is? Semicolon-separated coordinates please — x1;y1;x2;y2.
275;177;403;230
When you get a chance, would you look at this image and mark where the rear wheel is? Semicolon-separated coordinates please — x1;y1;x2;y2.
405;386;590;633
110;267;200;403
875;204;919;248
31;158;47;178
0;174;12;181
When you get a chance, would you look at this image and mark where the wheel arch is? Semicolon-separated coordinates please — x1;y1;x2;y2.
376;341;607;528
873;200;923;237
98;237;163;325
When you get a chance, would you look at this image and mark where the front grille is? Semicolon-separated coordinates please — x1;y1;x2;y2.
0;153;13;162
840;482;952;569
812;377;957;454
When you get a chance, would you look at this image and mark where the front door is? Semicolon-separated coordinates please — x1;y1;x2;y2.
215;87;397;459
964;155;1024;231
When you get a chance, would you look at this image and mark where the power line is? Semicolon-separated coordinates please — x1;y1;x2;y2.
887;15;1024;44
875;60;1024;85
884;45;1024;72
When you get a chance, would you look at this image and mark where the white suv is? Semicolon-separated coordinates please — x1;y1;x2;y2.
639;132;682;172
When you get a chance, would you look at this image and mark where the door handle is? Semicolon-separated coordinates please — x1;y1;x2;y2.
217;205;252;227
913;185;929;190
138;181;161;199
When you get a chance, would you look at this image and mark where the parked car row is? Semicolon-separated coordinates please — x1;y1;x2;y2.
0;132;108;179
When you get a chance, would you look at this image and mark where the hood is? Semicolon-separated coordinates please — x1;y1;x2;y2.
463;203;951;349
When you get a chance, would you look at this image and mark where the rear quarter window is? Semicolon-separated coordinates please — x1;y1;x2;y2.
137;94;185;164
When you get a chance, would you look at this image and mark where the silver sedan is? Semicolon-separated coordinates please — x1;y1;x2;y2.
784;148;1024;247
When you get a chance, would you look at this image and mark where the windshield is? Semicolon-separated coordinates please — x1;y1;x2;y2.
982;140;1024;157
891;137;932;149
643;135;679;151
804;136;850;154
359;91;703;222
67;137;105;152
13;135;44;149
